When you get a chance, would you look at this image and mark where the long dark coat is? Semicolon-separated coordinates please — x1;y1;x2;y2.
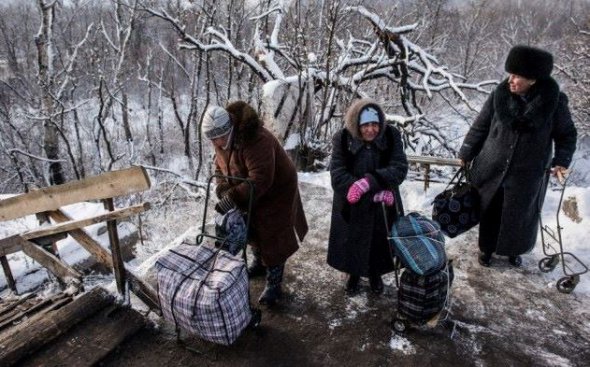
213;101;308;267
458;77;577;256
327;99;408;277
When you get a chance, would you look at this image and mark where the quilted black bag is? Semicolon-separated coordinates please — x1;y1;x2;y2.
432;168;480;238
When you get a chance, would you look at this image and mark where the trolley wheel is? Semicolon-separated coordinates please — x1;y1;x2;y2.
538;256;559;273
556;276;579;294
248;308;262;329
391;317;407;333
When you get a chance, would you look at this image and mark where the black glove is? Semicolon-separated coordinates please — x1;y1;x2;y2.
215;182;232;199
215;195;235;214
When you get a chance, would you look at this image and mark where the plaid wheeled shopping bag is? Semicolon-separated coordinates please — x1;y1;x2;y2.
155;242;251;346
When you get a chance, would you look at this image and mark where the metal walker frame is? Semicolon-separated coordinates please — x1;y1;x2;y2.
538;171;588;293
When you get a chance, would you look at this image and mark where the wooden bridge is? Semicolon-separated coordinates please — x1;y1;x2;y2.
0;166;161;366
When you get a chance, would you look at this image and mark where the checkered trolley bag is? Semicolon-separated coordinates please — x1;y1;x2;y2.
397;261;454;324
155;242;252;346
387;212;453;332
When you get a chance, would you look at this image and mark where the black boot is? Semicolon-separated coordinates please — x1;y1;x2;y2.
345;274;360;295
259;264;284;305
369;274;384;295
509;255;522;267
478;252;492;267
248;248;267;278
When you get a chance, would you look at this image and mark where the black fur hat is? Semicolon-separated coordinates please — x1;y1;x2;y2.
504;45;553;80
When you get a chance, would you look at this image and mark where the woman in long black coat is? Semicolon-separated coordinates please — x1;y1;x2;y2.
327;99;408;295
459;45;577;267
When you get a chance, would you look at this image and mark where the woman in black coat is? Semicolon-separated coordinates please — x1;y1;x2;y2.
327;99;408;295
459;45;577;267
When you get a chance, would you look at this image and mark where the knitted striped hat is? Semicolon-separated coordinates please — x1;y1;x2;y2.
202;106;232;139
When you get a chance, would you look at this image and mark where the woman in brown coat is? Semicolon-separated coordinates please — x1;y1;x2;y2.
202;101;308;305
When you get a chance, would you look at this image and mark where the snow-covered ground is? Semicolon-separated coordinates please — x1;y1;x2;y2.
2;171;590;365
299;171;590;295
1;171;589;296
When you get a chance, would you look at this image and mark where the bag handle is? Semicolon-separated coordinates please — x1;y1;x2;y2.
443;167;464;191
444;166;474;191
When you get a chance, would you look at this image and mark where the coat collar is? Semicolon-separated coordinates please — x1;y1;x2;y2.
225;101;263;148
494;77;560;126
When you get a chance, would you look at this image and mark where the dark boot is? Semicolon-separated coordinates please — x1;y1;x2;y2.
478;252;492;267
345;274;360;295
248;248;266;278
369;274;384;295
259;264;284;305
508;255;522;267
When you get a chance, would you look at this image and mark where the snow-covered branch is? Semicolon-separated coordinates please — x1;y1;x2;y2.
143;7;274;82
7;148;66;163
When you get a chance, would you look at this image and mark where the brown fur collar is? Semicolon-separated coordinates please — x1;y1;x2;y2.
225;101;264;146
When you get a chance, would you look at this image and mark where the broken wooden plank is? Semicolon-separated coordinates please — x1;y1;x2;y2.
0;203;150;257
18;304;145;367
0;293;36;319
0;287;114;367
0;236;22;257
0;293;72;333
19;238;82;287
0;166;151;222
46;209;160;312
21;203;150;241
104;198;126;297
30;232;67;248
1;255;16;292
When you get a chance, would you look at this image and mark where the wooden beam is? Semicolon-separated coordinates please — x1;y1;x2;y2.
0;236;22;257
407;155;462;167
19;237;82;287
15;203;150;242
30;232;67;247
104;198;126;297
0;287;114;367
1;255;17;293
19;304;145;367
0;166;151;222
46;210;113;267
45;209;161;312
0;293;71;332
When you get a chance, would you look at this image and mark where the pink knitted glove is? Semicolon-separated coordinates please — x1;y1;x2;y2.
346;178;371;204
373;190;394;206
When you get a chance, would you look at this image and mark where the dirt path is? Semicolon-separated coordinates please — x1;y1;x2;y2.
100;182;590;367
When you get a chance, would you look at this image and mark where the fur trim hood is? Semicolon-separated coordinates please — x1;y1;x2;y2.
225;100;264;146
343;98;391;155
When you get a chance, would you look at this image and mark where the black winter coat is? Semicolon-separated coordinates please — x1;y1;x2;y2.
458;77;577;256
327;99;408;276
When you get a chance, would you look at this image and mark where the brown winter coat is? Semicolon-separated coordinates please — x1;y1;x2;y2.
213;101;308;266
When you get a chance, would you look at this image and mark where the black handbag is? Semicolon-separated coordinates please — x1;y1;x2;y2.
432;167;480;238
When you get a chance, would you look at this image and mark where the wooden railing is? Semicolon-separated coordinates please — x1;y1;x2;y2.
407;155;462;191
0;166;159;311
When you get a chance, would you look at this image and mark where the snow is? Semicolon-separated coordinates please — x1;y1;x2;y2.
388;333;416;355
297;171;590;295
1;168;589;365
2;169;589;298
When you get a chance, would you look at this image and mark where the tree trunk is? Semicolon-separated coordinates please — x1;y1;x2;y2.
36;0;64;185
